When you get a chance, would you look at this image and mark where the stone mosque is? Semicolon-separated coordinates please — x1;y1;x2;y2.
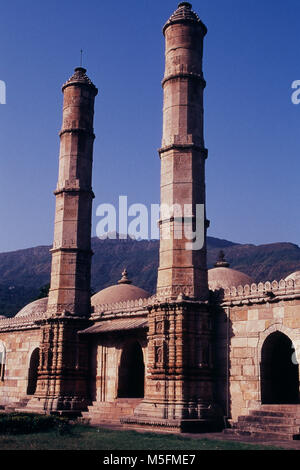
1;3;300;440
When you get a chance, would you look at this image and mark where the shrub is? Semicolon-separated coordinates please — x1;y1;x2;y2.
0;413;71;435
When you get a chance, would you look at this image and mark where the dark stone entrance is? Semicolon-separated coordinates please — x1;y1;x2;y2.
27;348;39;395
117;341;144;398
260;332;299;404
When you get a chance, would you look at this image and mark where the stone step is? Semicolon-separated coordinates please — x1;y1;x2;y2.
260;405;300;413
83;399;142;425
14;406;45;414
87;399;141;408
233;421;299;434
90;406;136;413
226;405;300;441
238;415;295;425
81;411;124;424
87;408;137;416
4;398;30;413
251;410;296;418
114;399;142;404
224;428;299;442
88;403;139;410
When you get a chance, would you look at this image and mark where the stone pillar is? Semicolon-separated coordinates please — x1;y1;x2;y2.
125;3;221;432
29;68;98;414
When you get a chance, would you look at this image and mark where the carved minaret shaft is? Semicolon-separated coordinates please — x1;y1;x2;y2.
30;68;98;413
157;1;208;301
47;67;98;317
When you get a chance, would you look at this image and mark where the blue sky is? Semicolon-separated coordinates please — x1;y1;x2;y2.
0;0;299;252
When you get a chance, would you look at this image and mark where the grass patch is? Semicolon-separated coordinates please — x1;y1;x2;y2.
0;424;284;450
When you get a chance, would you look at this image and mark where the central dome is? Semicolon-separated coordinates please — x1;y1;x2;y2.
91;269;150;307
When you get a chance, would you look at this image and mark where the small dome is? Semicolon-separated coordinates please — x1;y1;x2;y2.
208;251;254;291
0;315;6;320
15;297;48;318
91;269;150;307
285;271;300;282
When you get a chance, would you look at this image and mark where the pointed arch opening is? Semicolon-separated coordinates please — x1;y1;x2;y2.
27;348;40;395
260;331;299;404
117;341;144;398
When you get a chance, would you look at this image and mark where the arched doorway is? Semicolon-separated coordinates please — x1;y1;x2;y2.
27;348;40;395
117;341;144;398
260;332;299;404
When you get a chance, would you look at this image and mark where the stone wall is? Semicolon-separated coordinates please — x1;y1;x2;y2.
0;328;41;406
215;297;300;422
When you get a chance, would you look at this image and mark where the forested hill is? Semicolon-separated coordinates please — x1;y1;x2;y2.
0;236;299;316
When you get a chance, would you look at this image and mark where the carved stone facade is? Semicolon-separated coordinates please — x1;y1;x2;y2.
0;2;300;437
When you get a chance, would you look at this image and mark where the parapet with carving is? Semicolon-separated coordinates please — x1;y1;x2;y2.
91;296;150;318
221;277;300;305
0;312;47;332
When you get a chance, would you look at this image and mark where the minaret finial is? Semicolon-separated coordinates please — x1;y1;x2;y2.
118;268;132;285
214;250;230;268
80;49;83;67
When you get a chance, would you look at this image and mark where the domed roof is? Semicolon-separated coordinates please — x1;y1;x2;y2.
208;251;254;291
15;297;48;318
285;271;300;282
91;269;150;307
0;315;6;320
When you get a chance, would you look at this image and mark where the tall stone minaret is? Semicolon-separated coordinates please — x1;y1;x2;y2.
156;1;209;302
29;67;98;413
47;67;98;318
128;3;219;432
